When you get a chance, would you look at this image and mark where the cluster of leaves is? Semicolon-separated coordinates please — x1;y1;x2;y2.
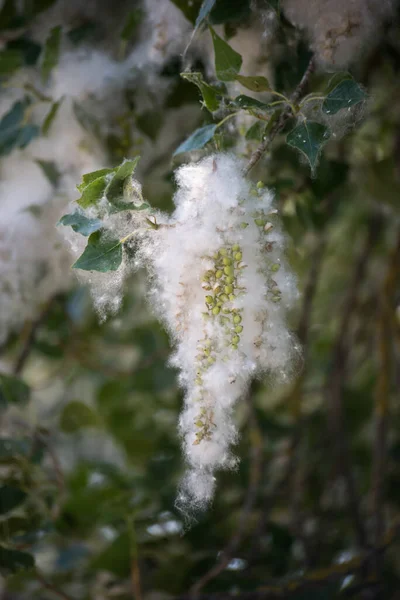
175;22;367;174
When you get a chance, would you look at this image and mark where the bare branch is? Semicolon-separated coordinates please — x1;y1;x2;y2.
243;57;315;176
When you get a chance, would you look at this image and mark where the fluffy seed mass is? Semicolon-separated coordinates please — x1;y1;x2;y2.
126;154;299;513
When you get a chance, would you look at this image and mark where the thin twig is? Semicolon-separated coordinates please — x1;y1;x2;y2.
370;227;400;570
178;520;400;600
325;215;383;550
243;57;315;176
36;570;74;600
190;394;263;596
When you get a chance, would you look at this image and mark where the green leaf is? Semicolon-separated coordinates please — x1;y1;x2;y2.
181;72;220;111
72;230;123;272
0;98;37;156
0;485;27;515
35;159;60;186
77;168;116;192
209;25;242;82
41;25;61;83
0;49;23;76
77;175;109;208
58;212;103;236
195;0;217;28
235;74;270;92
286;120;330;172
0;374;30;410
105;158;140;204
174;124;217;155
322;78;367;115
0;546;34;575
42;98;62;134
60;401;99;433
233;94;274;113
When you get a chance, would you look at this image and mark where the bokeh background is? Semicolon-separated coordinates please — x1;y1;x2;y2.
0;0;400;598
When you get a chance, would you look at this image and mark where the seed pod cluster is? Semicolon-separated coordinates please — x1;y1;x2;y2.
140;154;299;514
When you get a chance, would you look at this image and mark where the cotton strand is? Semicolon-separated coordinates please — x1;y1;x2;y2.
134;154;299;514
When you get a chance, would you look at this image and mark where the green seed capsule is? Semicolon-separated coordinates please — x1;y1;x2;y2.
224;265;234;276
271;296;281;303
223;257;232;266
212;306;221;315
215;270;223;279
222;308;231;314
229;294;236;301
207;356;215;365
240;222;249;229
219;248;228;256
225;276;234;284
235;325;243;333
257;180;264;189
195;420;204;428
271;263;280;272
224;285;233;294
219;294;229;302
235;252;242;261
255;217;266;226
233;314;242;324
232;335;240;344
231;343;238;350
205;295;214;304
232;244;240;251
216;301;223;307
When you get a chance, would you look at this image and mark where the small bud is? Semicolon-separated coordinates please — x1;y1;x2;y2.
223;257;232;266
233;314;242;324
256;180;264;189
234;252;242;261
219;293;229;302
212;306;221;315
240;222;249;229
219;248;228;256
232;335;240;344
232;244;240;252
207;356;215;365
215;270;223;279
271;263;280;272
224;265;234;276
231;343;238;350
205;295;214;305
195;420;204;427
235;325;243;333
254;217;266;227
229;293;236;301
222;307;231;314
224;285;233;294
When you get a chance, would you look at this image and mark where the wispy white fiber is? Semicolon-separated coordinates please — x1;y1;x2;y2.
117;154;300;514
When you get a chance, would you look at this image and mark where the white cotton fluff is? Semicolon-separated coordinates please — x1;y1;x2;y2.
282;0;395;67
131;154;299;513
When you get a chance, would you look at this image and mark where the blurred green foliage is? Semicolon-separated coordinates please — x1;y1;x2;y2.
0;0;400;599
